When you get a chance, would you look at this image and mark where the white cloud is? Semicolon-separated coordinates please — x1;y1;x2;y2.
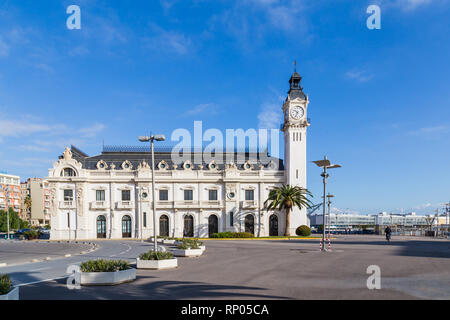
0;115;106;152
145;27;193;55
0;36;9;57
182;103;218;117
345;69;374;83
79;123;106;138
258;102;282;129
408;125;449;136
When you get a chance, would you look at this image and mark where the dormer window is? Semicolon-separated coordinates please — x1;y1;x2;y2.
121;160;133;170
61;168;76;177
183;161;193;170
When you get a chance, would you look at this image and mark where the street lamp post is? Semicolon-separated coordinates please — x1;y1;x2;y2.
139;134;166;252
326;193;334;240
1;186;11;241
313;156;341;251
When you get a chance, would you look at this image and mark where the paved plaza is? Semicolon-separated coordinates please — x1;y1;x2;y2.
1;235;448;300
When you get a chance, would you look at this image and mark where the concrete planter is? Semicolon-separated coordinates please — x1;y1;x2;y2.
136;258;178;270
80;268;136;286
0;287;19;300
162;239;177;245
171;248;204;257
199;245;206;252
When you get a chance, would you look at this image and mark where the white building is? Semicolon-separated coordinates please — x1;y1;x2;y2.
47;72;311;240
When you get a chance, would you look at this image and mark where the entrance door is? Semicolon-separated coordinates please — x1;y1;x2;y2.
245;214;255;235
208;215;218;237
97;215;107;239
159;215;169;237
184;215;194;237
122;215;132;238
269;214;278;236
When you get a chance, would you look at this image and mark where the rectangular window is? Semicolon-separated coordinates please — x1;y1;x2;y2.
209;190;218;201
230;211;234;226
96;190;105;201
159;190;169;201
245;189;254;201
64;189;73;201
122;190;131;201
184;190;193;201
143;212;147;227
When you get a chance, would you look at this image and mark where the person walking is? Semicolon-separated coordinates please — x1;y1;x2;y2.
385;226;392;242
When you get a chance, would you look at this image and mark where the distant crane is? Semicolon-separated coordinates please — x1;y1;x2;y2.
307;203;323;215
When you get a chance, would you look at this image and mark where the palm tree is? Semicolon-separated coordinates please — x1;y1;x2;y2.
24;195;32;223
264;185;313;236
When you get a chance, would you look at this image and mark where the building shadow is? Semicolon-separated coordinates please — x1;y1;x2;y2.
19;276;291;300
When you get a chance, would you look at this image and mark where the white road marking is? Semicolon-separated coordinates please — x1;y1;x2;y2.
16;276;68;287
110;243;132;257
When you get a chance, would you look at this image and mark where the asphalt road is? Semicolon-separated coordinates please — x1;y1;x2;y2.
4;235;449;300
0;240;156;287
0;240;94;267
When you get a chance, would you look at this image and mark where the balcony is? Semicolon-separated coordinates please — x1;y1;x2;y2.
115;201;134;210
90;201;109;210
59;201;76;209
241;200;258;209
202;201;223;209
174;201;200;209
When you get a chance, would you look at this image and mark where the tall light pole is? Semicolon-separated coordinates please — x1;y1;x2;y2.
1;185;11;241
139;134;165;252
313;156;341;251
445;202;450;227
326;193;334;239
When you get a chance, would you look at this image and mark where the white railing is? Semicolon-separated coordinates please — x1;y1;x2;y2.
116;201;134;210
90;201;108;210
59;201;76;209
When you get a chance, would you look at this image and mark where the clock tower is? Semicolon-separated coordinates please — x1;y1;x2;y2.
281;71;310;229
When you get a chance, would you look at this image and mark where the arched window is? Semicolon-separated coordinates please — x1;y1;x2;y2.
208;215;218;237
122;215;132;238
184;215;194;237
245;214;255;235
269;214;279;236
97;215;107;239
61;168;76;177
159;215;169;237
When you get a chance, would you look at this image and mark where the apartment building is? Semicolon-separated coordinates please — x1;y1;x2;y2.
20;178;51;226
0;172;21;215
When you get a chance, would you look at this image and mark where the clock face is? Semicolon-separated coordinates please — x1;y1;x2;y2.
290;106;304;120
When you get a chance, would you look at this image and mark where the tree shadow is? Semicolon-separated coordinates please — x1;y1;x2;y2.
19;275;291;300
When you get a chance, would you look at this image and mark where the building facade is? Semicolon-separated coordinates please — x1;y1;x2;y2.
20;178;51;226
311;212;432;229
47;72;311;240
0;173;21;215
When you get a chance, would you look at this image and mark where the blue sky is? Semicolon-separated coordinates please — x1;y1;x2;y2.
0;0;449;215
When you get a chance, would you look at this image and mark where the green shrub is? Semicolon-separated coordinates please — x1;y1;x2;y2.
80;259;131;273
0;274;13;295
139;251;174;261
24;230;41;240
210;232;253;238
295;225;311;236
177;238;202;249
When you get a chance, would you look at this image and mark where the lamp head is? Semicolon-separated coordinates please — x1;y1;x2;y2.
139;136;151;142
153;134;166;142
